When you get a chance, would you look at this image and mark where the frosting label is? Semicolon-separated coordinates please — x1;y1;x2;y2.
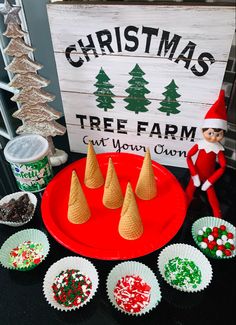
10;156;53;192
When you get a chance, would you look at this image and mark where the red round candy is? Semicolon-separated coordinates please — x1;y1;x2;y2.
212;231;219;239
217;245;224;251
224;249;232;256
203;238;209;243
213;227;219;232
227;233;234;239
208;242;215;250
230;244;235;251
220;225;226;231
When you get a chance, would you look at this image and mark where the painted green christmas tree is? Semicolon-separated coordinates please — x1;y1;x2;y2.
124;64;151;114
94;68;115;111
158;79;181;116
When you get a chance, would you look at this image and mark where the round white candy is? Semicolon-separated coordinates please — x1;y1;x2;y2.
221;235;228;241
216;250;223;257
228;239;235;245
208;235;214;241
198;230;204;236
200;242;207;249
216;239;223;245
202;226;207;232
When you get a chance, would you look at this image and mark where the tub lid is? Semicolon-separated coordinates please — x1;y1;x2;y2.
4;134;49;163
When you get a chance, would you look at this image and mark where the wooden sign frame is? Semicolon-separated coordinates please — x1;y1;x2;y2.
47;2;235;167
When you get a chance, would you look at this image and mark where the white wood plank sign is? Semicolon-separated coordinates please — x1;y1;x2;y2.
47;3;235;168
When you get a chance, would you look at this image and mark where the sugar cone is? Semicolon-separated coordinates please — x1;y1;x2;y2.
103;158;123;209
68;170;91;224
84;141;104;188
118;182;143;240
135;148;157;200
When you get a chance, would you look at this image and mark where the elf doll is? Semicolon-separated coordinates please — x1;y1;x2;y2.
186;90;227;218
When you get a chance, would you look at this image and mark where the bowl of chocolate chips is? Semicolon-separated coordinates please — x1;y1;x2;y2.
0;192;37;227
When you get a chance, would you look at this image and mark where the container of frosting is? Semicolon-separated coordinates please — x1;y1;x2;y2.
4;134;53;192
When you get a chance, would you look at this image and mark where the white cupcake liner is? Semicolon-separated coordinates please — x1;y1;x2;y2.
192;216;236;259
157;243;213;293
43;256;99;311
0;228;49;271
106;261;162;316
0;192;37;227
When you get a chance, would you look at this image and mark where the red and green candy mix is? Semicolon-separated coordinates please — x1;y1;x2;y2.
113;275;151;313
197;225;235;257
52;269;92;308
9;240;44;268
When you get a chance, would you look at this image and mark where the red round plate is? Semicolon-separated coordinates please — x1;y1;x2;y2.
41;152;187;260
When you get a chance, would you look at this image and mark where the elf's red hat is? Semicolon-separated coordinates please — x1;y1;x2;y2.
203;90;227;130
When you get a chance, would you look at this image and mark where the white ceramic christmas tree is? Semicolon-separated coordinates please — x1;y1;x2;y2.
0;0;68;166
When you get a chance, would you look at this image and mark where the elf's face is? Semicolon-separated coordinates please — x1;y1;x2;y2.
203;128;224;143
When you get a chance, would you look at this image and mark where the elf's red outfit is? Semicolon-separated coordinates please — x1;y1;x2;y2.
185;90;227;218
186;139;226;217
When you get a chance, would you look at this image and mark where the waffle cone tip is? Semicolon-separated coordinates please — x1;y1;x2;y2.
119;182;143;240
135;148;157;200
103;157;123;209
68;170;91;224
84;141;104;188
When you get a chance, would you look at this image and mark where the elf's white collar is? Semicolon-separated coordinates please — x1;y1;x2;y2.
197;139;224;153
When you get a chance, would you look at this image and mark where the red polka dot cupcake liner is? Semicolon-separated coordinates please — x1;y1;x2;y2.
43;256;99;311
106;261;162;316
157;243;213;293
0;228;50;271
192;217;236;259
0;191;37;227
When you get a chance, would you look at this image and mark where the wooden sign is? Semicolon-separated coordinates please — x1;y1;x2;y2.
47;3;235;167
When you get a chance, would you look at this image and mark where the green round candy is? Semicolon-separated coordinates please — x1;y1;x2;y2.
197;235;203;242
225;242;231;249
203;233;208;238
206;227;212;234
222;231;228;236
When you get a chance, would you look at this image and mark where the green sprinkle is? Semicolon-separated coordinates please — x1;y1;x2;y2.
164;257;202;290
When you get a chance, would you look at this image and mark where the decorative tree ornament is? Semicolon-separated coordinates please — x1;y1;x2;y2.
0;0;21;25
0;0;67;166
3;22;27;38
13;104;61;122
5;55;43;74
4;38;34;57
11;88;56;105
16;120;66;138
9;73;50;89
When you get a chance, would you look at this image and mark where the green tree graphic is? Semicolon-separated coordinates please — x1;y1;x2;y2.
158;79;181;116
94;68;115;111
124;64;151;114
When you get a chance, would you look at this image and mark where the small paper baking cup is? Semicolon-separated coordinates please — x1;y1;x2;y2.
157;243;212;293
0;228;49;271
106;261;162;316
192;216;236;259
43;256;99;311
0;191;37;227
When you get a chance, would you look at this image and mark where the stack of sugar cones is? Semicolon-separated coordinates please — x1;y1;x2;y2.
103;157;123;209
118;182;143;240
84;141;104;189
135;148;157;200
68;170;91;224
